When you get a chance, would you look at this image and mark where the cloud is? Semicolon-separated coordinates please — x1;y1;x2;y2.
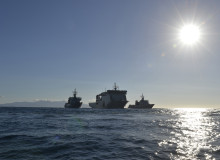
0;96;4;98
33;98;65;102
34;99;48;102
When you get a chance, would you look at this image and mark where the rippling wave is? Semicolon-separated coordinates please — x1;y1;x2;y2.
0;107;219;160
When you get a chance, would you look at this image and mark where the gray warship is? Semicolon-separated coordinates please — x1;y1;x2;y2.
89;83;128;109
64;89;82;108
128;94;154;109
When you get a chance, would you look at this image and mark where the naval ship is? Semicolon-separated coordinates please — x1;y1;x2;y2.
64;89;82;108
89;83;128;109
128;94;154;109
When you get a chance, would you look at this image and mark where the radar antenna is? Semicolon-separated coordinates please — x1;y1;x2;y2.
73;89;77;97
113;82;119;90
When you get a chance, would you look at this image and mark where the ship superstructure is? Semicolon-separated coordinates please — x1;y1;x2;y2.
64;89;82;108
89;83;128;109
128;94;154;109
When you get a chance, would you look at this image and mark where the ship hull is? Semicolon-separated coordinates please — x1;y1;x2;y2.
89;101;127;109
64;102;82;109
128;104;154;109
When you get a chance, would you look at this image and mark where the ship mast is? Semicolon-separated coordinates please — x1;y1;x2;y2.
141;94;144;100
73;89;77;97
113;83;119;90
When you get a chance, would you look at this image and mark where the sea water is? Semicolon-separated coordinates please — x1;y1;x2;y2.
0;107;219;160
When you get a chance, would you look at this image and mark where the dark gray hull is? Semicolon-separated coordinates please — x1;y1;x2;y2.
128;104;154;109
64;102;82;108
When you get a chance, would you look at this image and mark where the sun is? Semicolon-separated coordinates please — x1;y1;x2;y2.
179;24;201;46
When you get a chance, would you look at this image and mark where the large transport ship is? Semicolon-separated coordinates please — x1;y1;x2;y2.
128;94;154;109
89;83;128;109
64;89;82;108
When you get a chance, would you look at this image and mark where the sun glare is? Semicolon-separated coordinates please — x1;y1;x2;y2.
179;24;201;46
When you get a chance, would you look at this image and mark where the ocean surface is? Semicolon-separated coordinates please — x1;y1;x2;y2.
0;107;219;160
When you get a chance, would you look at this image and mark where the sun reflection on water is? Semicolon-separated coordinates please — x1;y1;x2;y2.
158;108;219;160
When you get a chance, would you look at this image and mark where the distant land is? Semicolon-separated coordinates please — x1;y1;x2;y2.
0;100;90;108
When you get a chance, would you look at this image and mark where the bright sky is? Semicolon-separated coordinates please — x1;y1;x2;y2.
1;0;220;108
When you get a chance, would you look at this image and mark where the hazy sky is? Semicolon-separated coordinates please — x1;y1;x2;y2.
1;0;220;108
